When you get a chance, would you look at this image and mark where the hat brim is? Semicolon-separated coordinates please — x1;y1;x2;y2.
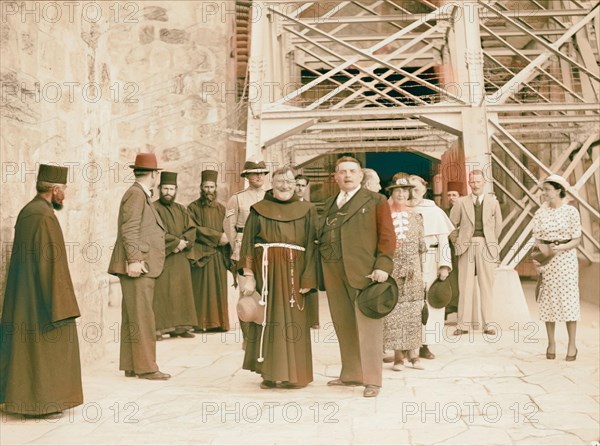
129;164;163;171
542;178;570;190
386;184;415;191
241;169;269;176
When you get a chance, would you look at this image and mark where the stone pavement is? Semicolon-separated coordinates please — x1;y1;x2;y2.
1;281;599;445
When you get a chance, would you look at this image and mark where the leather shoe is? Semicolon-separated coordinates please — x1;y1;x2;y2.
178;332;195;338
363;385;380;397
546;346;556;360
124;370;136;378
259;380;277;389
137;371;171;380
483;328;496;336
419;346;435;360
280;382;306;389
327;378;361;387
453;329;468;336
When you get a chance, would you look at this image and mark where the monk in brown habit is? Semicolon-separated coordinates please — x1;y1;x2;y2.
0;164;83;416
187;170;231;332
153;171;198;339
239;167;318;389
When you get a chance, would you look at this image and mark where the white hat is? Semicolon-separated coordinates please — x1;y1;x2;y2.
542;174;570;190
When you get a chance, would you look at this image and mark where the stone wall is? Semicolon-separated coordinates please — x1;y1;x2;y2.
0;1;234;364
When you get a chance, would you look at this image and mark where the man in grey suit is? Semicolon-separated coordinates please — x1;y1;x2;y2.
450;169;503;335
108;153;170;380
318;157;395;397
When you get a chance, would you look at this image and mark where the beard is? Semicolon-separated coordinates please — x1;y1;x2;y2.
200;191;215;205
159;193;176;205
51;200;63;210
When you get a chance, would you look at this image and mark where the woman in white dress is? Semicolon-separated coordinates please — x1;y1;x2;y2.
532;174;582;361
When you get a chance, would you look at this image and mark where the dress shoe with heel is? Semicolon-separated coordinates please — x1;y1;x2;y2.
565;348;578;362
392;361;404;371
546;346;556;360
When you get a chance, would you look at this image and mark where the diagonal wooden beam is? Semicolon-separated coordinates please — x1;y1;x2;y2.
270;4;465;103
481;2;600;82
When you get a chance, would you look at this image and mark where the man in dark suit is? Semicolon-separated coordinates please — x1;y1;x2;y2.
108;153;169;380
318;157;395;397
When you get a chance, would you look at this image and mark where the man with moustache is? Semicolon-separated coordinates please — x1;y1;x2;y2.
187;170;231;332
108;153;170;380
152;171;198;340
318;156;395;398
450;170;503;336
224;160;269;342
0;164;83;416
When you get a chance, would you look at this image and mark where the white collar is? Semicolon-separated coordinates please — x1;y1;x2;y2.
137;181;153;198
337;185;361;206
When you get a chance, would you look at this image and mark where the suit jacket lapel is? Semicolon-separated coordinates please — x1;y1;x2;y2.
465;196;475;225
319;196;336;232
341;188;371;224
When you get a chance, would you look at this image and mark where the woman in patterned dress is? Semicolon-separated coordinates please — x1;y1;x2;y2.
532;174;582;361
383;174;426;371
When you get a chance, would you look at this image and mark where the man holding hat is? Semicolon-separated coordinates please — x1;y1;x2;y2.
152;171;198;340
0;164;83;416
188;170;231;332
108;153;170;380
318;156;395;398
223;160;268;342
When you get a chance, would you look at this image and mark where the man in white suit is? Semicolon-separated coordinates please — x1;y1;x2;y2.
450;170;503;335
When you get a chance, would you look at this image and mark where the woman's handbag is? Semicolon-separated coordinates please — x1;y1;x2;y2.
529;242;556;266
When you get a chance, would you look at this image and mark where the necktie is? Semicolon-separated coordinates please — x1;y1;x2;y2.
339;192;349;207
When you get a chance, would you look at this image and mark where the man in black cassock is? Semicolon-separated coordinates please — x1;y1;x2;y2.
0;164;83;416
187;170;231;332
152;171;198;339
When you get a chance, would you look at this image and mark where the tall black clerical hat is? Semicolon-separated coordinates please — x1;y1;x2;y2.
201;170;218;183
160;171;177;186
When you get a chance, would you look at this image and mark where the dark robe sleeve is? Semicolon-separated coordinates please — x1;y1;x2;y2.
187;203;220;264
181;207;196;246
299;206;318;290
36;216;80;326
237;208;260;275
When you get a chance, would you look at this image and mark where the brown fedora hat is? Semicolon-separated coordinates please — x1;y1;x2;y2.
129;153;162;171
236;291;265;324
